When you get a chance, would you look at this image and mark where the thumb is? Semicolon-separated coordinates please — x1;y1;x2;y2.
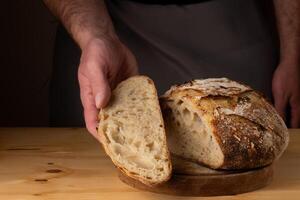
89;66;111;109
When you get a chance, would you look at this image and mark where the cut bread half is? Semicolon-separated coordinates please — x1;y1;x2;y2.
97;76;172;186
160;78;289;170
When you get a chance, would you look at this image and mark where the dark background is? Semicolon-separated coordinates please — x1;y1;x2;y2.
0;0;57;126
0;0;279;127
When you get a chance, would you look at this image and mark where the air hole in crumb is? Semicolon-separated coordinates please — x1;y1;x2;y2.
154;155;161;160
46;169;62;173
146;142;154;151
177;100;183;105
182;108;190;119
129;89;135;95
193;113;203;125
165;99;174;103
35;178;48;182
111;130;124;145
157;168;164;171
103;114;109;120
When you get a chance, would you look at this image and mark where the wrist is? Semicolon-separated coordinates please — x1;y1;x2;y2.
75;28;119;50
68;3;118;50
279;55;300;69
279;41;300;67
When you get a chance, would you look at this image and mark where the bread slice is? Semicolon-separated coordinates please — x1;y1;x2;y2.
97;76;172;186
160;78;289;170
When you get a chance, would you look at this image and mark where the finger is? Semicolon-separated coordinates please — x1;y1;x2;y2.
93;72;111;109
84;106;99;139
82;59;111;109
290;96;300;128
110;52;138;89
273;90;288;121
112;48;139;89
78;76;99;138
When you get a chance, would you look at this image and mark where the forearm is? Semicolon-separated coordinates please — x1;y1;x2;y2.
43;0;117;49
274;0;300;65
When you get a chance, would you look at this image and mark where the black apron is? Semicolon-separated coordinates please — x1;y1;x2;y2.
50;0;279;126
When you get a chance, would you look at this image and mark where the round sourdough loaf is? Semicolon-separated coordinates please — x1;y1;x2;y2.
161;78;289;170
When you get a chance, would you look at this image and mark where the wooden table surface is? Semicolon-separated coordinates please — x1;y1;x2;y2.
0;128;299;200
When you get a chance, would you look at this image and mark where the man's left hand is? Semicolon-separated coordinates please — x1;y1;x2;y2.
272;60;300;128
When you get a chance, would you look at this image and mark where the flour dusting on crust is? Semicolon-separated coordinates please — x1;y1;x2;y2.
163;78;251;99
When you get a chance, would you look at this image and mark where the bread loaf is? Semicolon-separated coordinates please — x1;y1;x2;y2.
97;76;172;186
160;78;289;170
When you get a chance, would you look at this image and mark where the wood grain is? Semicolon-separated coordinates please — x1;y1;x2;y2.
0;128;299;200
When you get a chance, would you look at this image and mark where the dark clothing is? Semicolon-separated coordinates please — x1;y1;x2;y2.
50;0;279;126
127;0;212;5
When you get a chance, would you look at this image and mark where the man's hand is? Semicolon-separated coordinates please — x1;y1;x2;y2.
43;0;138;137
272;61;300;128
78;38;138;138
273;0;300;127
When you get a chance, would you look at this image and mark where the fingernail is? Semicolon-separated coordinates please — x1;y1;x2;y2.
95;93;101;109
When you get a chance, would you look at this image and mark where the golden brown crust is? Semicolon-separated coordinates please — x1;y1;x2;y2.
212;114;274;169
161;78;289;170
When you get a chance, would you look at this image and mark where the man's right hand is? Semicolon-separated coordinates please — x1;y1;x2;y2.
43;0;138;137
78;37;138;138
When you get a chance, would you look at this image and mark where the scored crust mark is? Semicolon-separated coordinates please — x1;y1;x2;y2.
212;114;275;169
98;76;172;186
216;91;289;159
162;78;252;100
161;77;289;170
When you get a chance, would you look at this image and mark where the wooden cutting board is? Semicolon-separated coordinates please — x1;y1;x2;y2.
118;156;273;196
